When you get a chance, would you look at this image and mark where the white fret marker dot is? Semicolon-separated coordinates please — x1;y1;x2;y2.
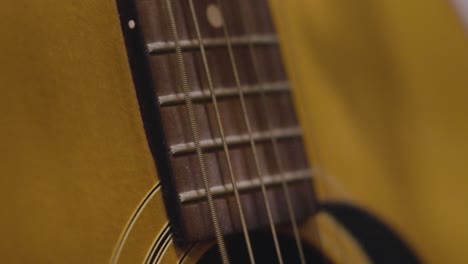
206;4;223;28
128;20;136;29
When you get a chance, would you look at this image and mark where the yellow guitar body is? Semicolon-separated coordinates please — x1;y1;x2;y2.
0;0;467;263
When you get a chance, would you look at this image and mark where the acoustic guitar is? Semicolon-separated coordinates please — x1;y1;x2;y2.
1;0;467;263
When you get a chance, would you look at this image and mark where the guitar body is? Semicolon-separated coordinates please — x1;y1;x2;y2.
0;0;466;263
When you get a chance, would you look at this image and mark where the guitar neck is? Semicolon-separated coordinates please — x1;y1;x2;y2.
122;0;318;242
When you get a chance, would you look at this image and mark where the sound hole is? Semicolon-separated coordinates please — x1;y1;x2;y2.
197;232;329;264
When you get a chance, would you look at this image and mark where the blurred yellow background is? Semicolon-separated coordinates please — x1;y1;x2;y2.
271;0;468;263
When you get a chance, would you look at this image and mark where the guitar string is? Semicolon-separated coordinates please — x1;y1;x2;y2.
271;0;332;261
214;0;284;262
163;0;230;263
187;1;256;263
237;0;306;263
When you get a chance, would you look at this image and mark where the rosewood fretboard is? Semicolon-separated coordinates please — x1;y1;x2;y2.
119;0;317;242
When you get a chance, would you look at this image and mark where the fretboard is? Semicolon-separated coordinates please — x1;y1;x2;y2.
120;0;318;242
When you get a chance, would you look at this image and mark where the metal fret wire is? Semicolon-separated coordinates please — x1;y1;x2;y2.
270;0;329;261
170;126;301;155
163;0;230;263
215;0;284;262
148;33;277;54
180;169;312;204
239;1;306;263
158;80;289;106
187;1;255;263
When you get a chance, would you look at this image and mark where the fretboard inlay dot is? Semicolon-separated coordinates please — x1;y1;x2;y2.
128;19;136;29
206;4;223;28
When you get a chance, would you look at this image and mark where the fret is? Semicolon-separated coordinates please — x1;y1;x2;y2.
179;169;312;204
147;33;277;55
170;126;302;156
158;81;289;106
